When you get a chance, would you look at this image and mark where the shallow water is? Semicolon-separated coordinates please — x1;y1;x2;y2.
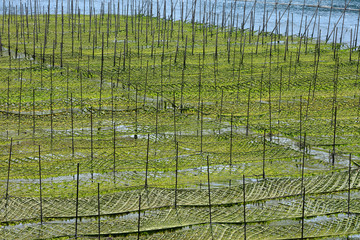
4;0;360;45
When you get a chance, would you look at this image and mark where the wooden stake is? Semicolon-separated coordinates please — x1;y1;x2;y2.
230;114;233;169
33;89;36;137
137;193;141;240
145;134;150;188
243;174;247;240
75;163;80;239
5;138;13;222
155;93;159;140
38;145;43;225
246;87;251;136
113;121;116;184
326;0;334;40
99;33;104;111
299;96;303;151
174;93;177;144
206;155;214;240
301;187;306;239
301;133;306;189
174;142;179;209
263;130;266;179
332;106;337;166
91;111;94;180
97;183;101;240
71;93;74;157
50;92;53;150
348;153;351;215
17;74;23;136
200;101;203;153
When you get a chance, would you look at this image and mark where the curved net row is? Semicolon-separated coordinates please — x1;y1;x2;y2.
1;169;359;223
2;203;360;239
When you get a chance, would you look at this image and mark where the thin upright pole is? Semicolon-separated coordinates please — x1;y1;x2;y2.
175;142;179;208
98;183;101;239
243;175;246;240
145;134;150;188
301;187;306;239
75;163;80;238
348;154;352;215
332;106;337;166
38;145;43;225
137;194;142;240
5;138;13;222
206;156;214;240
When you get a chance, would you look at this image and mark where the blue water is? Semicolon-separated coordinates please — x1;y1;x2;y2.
2;0;360;44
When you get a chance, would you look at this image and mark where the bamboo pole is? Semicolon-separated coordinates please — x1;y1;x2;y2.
75;163;80;239
206;155;214;240
38;145;43;225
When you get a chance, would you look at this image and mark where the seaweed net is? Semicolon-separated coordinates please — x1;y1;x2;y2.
0;0;360;239
1;169;360;239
